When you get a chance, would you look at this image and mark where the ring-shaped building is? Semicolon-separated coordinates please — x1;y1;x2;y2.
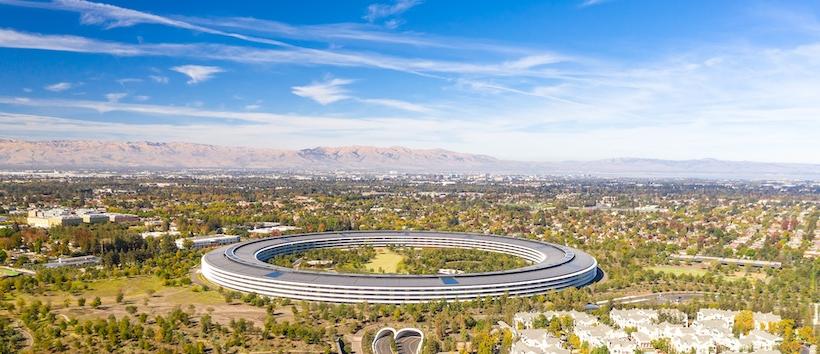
201;231;598;304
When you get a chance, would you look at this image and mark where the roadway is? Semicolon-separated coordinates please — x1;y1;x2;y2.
373;335;394;354
396;335;422;354
596;291;715;305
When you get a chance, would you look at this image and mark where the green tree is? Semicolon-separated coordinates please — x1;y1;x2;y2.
591;346;610;354
589;346;609;354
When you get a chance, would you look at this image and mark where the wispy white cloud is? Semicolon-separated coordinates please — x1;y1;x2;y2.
0;28;141;55
0;0;291;47
383;19;404;30
171;65;223;84
503;54;566;70
133;95;149;101
357;98;433;113
2;0;539;57
363;0;422;23
148;75;168;84
579;0;608;8
0;96;350;125
183;17;534;55
292;78;353;105
0;28;569;79
291;78;433;113
0;98;464;150
45;82;72;92
104;92;127;102
116;78;142;85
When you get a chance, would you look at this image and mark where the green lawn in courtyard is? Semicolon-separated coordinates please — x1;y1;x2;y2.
365;248;405;273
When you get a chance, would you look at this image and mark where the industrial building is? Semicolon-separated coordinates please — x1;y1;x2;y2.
176;234;241;249
26;208;139;228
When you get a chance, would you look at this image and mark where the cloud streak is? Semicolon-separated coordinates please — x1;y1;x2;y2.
0;0;291;47
0;28;569;79
45;82;72;92
363;0;422;22
292;78;433;113
171;65;224;84
291;78;353;105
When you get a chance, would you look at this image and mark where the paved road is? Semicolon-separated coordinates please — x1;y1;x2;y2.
396;335;421;354
596;291;714;305
373;335;394;354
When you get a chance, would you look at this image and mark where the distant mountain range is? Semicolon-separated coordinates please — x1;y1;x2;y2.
0;139;818;180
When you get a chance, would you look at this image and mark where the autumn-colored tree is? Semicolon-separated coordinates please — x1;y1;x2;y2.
796;326;816;344
733;310;754;336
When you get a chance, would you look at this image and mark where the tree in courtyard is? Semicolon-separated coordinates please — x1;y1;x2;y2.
733;310;754;336
591;346;610;354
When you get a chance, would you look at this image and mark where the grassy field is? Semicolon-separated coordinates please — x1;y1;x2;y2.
647;265;709;276
85;276;165;297
365;248;405;273
647;264;768;282
0;268;20;277
11;274;273;326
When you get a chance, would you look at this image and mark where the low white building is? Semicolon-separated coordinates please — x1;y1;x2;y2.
630;331;653;350
670;332;714;354
611;308;658;329
27;209;83;228
513;312;541;329
575;324;627;348
697;309;737;326
512;329;569;354
248;225;300;236
608;337;638;354
510;340;541;354
140;230;181;239
108;213;139;223
513;310;598;330
44;255;100;268
754;312;781;330
175;234;240;249
82;213;109;224
740;329;781;352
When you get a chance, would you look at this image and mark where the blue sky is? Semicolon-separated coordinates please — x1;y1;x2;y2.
0;0;819;163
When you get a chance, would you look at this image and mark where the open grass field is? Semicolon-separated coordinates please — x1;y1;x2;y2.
365;247;405;273
11;274;275;326
647;265;709;276
647;264;769;282
0;268;20;277
84;275;165;297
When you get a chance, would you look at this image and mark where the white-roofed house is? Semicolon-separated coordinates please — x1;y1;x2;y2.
608;337;638;354
630;331;653;350
610;308;658;329
739;329;781;352
670;332;714;354
696;309;737;327
753;312;781;331
513;329;569;354
513;312;541;330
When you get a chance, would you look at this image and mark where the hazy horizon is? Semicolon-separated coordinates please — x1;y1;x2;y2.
1;1;819;164
4;136;820;166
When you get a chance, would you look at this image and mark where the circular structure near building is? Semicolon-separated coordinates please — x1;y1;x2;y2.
201;231;598;304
